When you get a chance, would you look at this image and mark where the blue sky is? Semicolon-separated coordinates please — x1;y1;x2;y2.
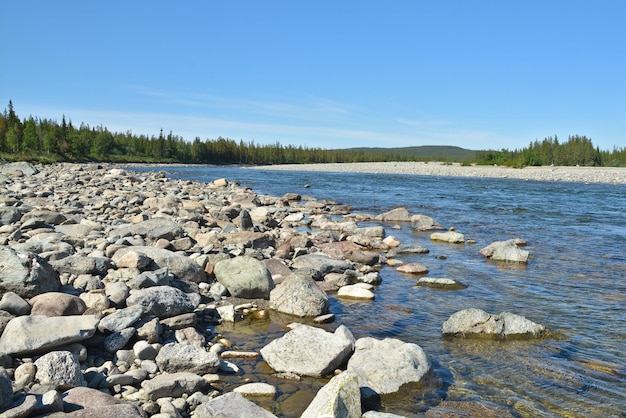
1;1;624;151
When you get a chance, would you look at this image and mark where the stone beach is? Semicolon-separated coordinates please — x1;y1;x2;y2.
252;161;626;184
0;161;566;417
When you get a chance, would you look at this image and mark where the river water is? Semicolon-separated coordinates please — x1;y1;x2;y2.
130;165;626;417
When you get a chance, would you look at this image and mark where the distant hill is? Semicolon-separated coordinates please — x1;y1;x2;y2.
335;145;478;162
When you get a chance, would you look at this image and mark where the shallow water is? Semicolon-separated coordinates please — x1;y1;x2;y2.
130;166;626;417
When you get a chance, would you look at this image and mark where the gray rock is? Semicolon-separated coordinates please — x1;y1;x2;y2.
291;253;354;276
34;351;86;390
375;207;412;222
141;372;207;401
0;206;23;226
155;343;220;374
194;392;278;418
104;327;136;353
347;337;431;395
269;272;330;317
105;281;130;307
63;386;129;410
49;255;114;277
110;218;184;243
126;286;200;319
0;162;38;176
416;277;467;290
0;246;60;298
22;209;67;225
430;230;465;244
0;367;12;409
233;382;276;397
0;394;38;417
0;291;31;315
260;324;354;377
480;239;529;263
29;292;87;316
441;308;545;338
160;312;197;330
112;246;205;283
45;405;146;418
411;214;445;231
98;305;144;333
300;370;361;418
0;315;99;355
214;256;274;299
337;284;376;300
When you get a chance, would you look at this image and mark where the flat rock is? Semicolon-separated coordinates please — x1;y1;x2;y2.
430;230;465;243
396;263;429;275
260;324;355;377
291;253;354;276
98;304;144;333
110;218;183;243
416;277;467;290
0;315;99;356
337;284;375;300
411;214;444;231
233;382;276;398
0;291;31;316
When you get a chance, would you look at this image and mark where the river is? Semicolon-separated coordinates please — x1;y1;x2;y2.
130;165;626;417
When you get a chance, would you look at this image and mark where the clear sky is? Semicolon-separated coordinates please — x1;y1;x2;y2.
1;1;624;151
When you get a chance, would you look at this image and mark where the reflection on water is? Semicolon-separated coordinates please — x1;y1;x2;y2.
130;166;626;417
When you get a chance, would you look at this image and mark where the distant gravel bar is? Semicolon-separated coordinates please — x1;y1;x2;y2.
252;162;626;184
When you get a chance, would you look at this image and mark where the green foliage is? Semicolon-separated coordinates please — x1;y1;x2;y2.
1;101;625;167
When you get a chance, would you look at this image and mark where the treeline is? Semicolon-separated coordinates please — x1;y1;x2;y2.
477;135;626;167
0;101;427;165
1;101;625;166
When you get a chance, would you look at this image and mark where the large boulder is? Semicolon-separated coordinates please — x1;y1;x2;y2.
214;256;274;299
126;286;200;319
34;351;86;390
411;214;444;231
442;308;545;338
375;207;412;222
0;246;60;298
300;370;361;418
112;246;205;283
269;272;330;317
155;343;220;374
479;240;529;263
347;337;431;394
260;324;355;377
0;206;23;226
0;315;99;356
0;162;39;176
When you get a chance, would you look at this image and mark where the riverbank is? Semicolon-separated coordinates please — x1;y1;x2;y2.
252;162;626;184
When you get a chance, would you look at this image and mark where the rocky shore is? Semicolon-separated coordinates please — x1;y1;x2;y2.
252;161;626;184
0;161;545;418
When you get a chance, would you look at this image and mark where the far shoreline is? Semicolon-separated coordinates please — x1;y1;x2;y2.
249;161;626;185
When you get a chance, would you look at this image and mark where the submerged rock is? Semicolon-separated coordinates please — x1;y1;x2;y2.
442;308;545;338
479;239;529;263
